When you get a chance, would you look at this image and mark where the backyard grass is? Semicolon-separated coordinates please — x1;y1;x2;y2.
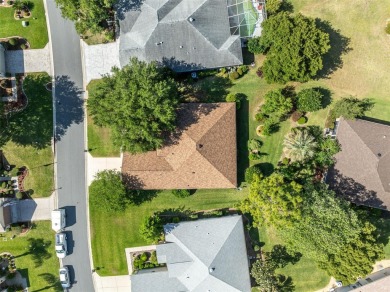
1;221;61;291
0;0;49;49
90;188;247;276
1;73;53;197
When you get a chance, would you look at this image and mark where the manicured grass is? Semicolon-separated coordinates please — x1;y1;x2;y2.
1;221;61;291
1;73;53;197
257;225;330;292
0;0;49;49
90;188;247;276
86;79;120;157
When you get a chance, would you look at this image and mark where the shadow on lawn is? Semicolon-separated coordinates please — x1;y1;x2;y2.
15;238;52;268
33;273;62;292
315;19;352;79
1;74;52;149
237;97;250;184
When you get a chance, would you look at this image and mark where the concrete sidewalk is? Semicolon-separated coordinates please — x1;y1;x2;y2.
86;153;122;186
93;274;131;292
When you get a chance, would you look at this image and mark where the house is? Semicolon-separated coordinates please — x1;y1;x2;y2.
335;267;390;292
327;118;390;209
0;199;37;232
0;44;5;77
118;0;245;72
122;103;237;189
131;215;252;292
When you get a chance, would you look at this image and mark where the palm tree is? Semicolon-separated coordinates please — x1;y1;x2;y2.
12;0;23;12
283;127;317;162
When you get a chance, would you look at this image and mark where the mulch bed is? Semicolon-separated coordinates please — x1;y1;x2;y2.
0;37;30;50
4;75;27;114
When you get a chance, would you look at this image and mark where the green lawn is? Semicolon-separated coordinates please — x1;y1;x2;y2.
1;221;61;291
257;225;330;292
1;73;54;197
0;0;49;49
86;79;120;157
90;188;247;276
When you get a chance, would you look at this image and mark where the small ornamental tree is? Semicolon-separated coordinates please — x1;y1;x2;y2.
245;165;262;184
261;89;293;118
297;88;323;112
265;0;282;15
331;97;374;119
139;215;163;243
89;170;129;213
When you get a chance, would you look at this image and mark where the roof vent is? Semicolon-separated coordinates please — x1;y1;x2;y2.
384;135;387;138
179;45;183;49
209;267;215;273
378;153;382;157
199;144;203;148
189;17;195;22
156;41;163;46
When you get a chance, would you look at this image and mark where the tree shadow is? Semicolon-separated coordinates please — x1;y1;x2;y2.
6;74;52;149
237;97;249;185
127;189;161;206
160;57;205;73
327;168;386;209
269;245;302;268
33;273;62;292
313;86;332;108
115;0;144;21
276;274;295;292
315;19;352;79
54;75;84;141
190;76;232;103
258;162;274;177
27;238;52;267
280;0;294;13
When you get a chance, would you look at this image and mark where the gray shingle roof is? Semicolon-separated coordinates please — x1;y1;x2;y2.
118;0;243;72
131;216;251;292
327;118;390;209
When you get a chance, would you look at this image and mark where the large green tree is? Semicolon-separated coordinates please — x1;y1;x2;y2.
279;184;361;262
89;170;129;213
240;173;303;228
250;12;330;83
88;58;180;153
54;0;115;35
318;222;384;284
331;97;374;119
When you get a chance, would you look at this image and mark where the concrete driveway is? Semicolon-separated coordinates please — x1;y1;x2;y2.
5;44;51;74
93;274;131;292
86;153;122;186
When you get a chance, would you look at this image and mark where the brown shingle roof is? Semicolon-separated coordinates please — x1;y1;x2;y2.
327;118;390;209
122;103;237;189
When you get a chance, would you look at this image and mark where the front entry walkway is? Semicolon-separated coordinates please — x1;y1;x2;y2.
93;274;131;292
5;44;51;74
86;153;122;186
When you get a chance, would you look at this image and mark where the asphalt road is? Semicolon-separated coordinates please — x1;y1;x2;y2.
46;0;94;291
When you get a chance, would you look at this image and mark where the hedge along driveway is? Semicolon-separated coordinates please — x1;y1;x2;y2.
0;0;49;49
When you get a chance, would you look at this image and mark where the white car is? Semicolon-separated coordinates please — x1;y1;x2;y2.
59;266;71;288
55;233;68;259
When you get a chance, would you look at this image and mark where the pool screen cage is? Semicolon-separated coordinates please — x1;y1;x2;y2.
227;0;266;38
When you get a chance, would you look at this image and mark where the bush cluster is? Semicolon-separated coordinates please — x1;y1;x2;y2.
245;165;262;184
133;251;159;271
226;93;242;109
297;116;307;124
172;189;191;198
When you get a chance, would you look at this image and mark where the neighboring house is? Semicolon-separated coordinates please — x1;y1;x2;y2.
335;267;390;292
327;118;390;209
0;199;37;232
118;0;244;72
0;44;5;77
122;103;237;189
131;215;252;292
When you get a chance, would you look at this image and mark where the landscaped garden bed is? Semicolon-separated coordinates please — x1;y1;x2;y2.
0;37;30;50
131;250;162;272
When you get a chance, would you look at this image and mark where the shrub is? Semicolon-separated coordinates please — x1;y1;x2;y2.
245;165;262;184
255;112;267;122
266;0;282;15
297;116;307;124
282;157;290;165
297;88;323;112
332;97;374;120
249;152;262;161
8;38;17;46
237;67;243;76
261;89;293;118
256;68;263;78
254;245;260;252
248;37;267;54
325;111;335;129
140;252;148;261
262;118;278;136
150;251;158;264
15;191;23;200
172;189;190;198
20;44;27;50
248;139;262;152
229;71;239;81
386;23;390;34
239;65;248;74
290;111;303;122
226;93;241;109
220;67;227;74
139;215;163;243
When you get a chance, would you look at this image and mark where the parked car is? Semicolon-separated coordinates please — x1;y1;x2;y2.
59;266;71;288
55;233;68;258
51;209;66;232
